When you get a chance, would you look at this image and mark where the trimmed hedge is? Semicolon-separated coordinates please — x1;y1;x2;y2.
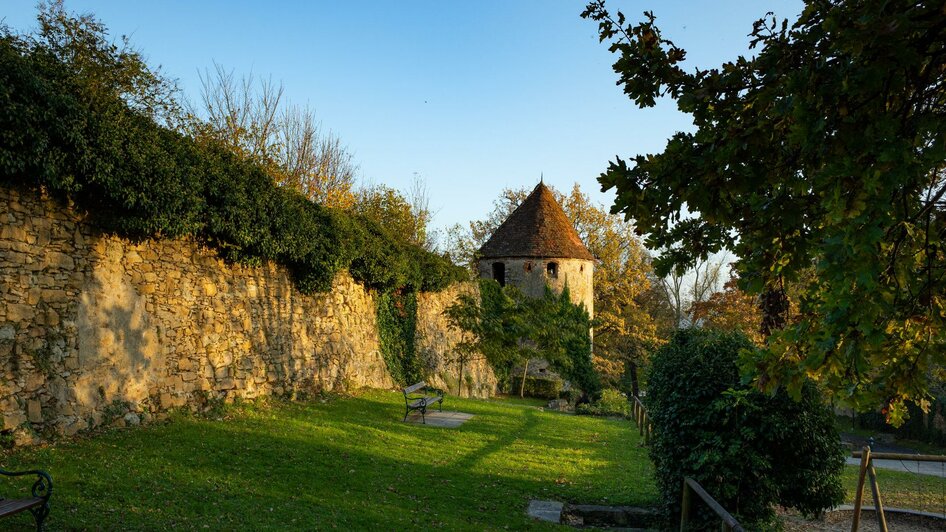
0;35;465;295
647;329;844;528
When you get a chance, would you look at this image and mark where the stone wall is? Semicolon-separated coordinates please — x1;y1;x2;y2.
0;186;495;445
415;283;495;398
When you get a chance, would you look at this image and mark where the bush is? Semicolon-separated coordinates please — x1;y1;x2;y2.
647;329;844;528
576;388;629;417
517;377;563;399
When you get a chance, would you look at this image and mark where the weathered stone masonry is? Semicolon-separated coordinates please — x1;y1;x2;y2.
0;186;494;445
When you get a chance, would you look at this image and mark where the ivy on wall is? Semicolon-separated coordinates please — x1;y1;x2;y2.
445;279;601;398
376;290;421;386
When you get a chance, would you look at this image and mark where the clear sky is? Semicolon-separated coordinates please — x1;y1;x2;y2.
3;1;803;242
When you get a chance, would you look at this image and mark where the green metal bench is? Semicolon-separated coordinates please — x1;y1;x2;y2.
402;381;444;424
0;467;52;531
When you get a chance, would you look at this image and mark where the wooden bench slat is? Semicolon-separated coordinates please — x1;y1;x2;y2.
0;497;44;517
403;382;427;394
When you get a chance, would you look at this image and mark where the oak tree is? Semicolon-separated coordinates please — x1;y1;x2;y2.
583;0;946;421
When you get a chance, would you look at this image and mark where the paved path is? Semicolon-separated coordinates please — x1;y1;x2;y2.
403;410;473;428
843;434;946;477
845;456;946;477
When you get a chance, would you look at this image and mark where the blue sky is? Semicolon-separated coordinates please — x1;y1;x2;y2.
3;1;803;240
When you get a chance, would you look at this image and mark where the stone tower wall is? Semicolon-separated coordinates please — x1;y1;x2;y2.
477;257;593;318
0;186;495;445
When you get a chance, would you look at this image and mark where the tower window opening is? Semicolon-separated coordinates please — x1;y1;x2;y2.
524;261;533;273
492;262;506;287
546;261;558;279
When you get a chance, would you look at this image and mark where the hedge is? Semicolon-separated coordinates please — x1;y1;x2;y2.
646;329;844;528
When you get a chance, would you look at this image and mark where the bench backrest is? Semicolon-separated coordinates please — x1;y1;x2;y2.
403;382;426;395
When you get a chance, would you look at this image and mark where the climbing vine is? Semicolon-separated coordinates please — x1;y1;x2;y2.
445;279;601;398
376;290;421;386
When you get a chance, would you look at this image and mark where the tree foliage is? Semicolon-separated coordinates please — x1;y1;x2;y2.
691;276;764;345
583;0;946;421
352;182;431;250
0;3;464;296
647;329;845;528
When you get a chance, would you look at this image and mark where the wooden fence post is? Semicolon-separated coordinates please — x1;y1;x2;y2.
680;478;692;531
867;462;888;532
851;446;871;532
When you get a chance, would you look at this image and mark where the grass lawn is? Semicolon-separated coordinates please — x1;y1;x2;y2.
842;465;946;515
1;389;656;530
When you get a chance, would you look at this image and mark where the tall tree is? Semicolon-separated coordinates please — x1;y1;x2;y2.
583;0;946;422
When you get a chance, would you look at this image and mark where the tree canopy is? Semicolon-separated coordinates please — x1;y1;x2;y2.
583;0;946;421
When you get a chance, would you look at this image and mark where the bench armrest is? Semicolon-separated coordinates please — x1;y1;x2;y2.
429;388;445;397
0;468;53;501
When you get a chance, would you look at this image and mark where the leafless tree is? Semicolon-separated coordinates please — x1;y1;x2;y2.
658;254;727;328
193;63;358;207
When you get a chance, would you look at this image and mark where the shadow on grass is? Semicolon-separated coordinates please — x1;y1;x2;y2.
2;392;657;530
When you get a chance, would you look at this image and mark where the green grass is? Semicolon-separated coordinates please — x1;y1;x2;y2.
1;390;657;530
842;465;946;515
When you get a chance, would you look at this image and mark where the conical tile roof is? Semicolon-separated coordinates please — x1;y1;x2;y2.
479;183;594;260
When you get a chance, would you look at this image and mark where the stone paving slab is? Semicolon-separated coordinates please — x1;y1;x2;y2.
403;410;474;428
527;500;563;523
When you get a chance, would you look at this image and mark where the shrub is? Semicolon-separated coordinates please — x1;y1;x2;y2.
576;388;629;417
513;377;563;399
647;329;844;528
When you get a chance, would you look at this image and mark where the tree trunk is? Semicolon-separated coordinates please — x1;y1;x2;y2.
519;359;530;398
457;357;465;397
627;360;640;398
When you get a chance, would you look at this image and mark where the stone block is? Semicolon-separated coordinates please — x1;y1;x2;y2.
45;251;75;270
7;304;34;322
27;400;42;423
3;412;26;430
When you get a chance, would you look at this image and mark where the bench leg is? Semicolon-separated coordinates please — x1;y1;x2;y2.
421;405;426;424
30;501;50;532
439;398;443;412
404;405;410;422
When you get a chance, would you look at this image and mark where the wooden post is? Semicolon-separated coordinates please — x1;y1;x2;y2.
680;478;692;531
640;410;646;436
867;463;888;532
851;446;871;532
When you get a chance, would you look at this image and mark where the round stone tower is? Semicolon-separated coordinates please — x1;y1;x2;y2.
477;182;594;318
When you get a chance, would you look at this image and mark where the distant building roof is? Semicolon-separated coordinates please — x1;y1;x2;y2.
479;182;594;260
